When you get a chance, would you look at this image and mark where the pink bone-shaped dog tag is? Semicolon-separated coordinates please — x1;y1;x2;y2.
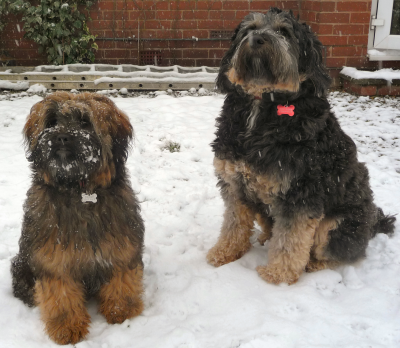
277;105;295;116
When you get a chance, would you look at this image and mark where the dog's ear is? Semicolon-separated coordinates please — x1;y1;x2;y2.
82;93;133;164
215;23;242;93
23;92;72;155
298;23;332;96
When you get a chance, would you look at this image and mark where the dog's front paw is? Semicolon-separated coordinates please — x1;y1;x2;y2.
207;241;251;267
256;265;300;285
46;313;90;345
100;297;144;324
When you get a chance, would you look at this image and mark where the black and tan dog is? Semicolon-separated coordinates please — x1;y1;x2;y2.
207;8;395;285
11;92;144;344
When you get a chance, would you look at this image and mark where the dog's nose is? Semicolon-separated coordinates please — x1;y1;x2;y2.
250;35;265;49
56;134;70;144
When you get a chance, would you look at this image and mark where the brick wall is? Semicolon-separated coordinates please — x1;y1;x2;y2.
1;0;400;87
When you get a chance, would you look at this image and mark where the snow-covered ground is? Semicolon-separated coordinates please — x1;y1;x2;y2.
0;91;399;348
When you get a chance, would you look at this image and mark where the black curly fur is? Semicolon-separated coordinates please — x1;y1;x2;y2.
212;8;395;263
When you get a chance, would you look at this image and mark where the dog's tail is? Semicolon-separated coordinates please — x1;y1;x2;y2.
372;207;396;237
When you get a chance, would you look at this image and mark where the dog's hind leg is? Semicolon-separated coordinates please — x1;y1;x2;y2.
34;276;90;345
11;254;36;307
207;198;255;267
305;217;340;272
99;265;144;324
257;215;321;284
256;213;273;245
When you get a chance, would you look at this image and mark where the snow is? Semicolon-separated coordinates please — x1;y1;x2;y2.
0;80;29;90
26;84;47;94
341;67;400;83
0;91;399;347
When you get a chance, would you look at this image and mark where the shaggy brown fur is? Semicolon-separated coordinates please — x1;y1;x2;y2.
11;92;144;345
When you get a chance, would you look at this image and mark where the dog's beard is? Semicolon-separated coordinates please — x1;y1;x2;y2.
228;31;300;94
31;127;102;185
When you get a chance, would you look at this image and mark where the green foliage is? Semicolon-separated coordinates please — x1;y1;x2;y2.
162;141;181;153
1;0;98;65
0;0;24;32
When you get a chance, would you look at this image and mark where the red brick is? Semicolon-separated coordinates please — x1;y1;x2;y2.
141;1;158;10
221;40;232;48
319;35;348;46
302;1;313;11
98;2;115;11
209;11;236;20
129;11;141;20
175;20;198;29
171;41;199;49
198;20;224;29
183;49;209;59
90;20;114;30
223;20;242;29
139;30;158;38
346;57;376;69
156;29;183;38
196;1;223;10
104;50;130;59
236;11;252;19
318;13;350;24
351;12;370;24
171;1;196;10
378;86;400;96
141;10;156;20
103;11;127;20
307;11;317;22
114;41;138;49
183;10;209;20
326;57;346;68
332;46;362;57
223;1;249;10
144;20;162;29
156;1;169;10
97;40;115;49
156;10;182;20
196;40;223;48
143;40;169;48
333;24;364;35
208;49;225;58
90;11;103;20
250;1;277;11
118;58;139;64
163;49;183;58
280;1;299;10
348;35;368;46
320;2;336;12
318;24;333;35
336;1;368;12
184;30;210;38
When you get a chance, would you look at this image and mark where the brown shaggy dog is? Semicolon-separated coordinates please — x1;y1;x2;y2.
11;92;144;345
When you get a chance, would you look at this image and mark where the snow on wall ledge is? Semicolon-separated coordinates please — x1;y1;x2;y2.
340;67;400;97
0;64;219;91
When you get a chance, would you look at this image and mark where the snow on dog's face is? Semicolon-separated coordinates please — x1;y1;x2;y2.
24;92;133;189
217;8;331;97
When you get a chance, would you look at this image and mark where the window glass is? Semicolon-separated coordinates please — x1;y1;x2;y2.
390;0;400;34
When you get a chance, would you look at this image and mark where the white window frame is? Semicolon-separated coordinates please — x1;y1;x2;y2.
368;0;400;60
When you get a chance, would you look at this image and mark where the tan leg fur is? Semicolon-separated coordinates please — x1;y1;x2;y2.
99;266;144;324
257;216;321;284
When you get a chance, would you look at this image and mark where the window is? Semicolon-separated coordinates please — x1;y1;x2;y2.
369;0;400;60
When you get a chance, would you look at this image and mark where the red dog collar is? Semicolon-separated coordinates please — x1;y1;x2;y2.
277;105;295;116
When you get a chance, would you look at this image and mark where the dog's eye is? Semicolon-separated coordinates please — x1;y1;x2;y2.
80;119;90;129
46;119;57;128
279;28;290;37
